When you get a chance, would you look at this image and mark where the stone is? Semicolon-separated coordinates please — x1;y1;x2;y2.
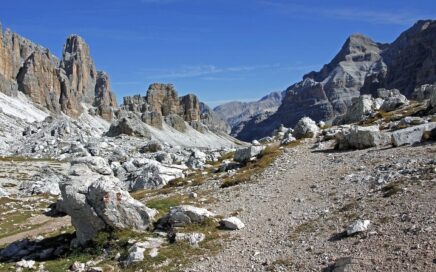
219;217;245;230
234;146;265;163
336;125;391;150
251;140;261;146
157;205;215;229
174;232;205;246
340;95;376;124
71;156;112;175
140;141;163;153
391;123;436;146
106;114;151;138
347;219;370;235
59;175;157;244
378;89;409;112
16;259;35;269
69;261;86;271
125;238;164;266
293;117;320;139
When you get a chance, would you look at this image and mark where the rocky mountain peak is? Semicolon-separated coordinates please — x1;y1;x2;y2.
0;22;117;120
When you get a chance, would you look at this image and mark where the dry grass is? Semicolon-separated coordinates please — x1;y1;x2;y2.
221;142;300;188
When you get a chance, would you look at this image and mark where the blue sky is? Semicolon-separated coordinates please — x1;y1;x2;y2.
1;0;434;107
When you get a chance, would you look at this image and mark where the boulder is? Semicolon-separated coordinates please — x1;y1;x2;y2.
340;95;376;124
378;88;409;112
234;146;265;163
71;156;112;175
293;117;320;139
413;84;436;101
124;159;186;191
336;125;391;150
124;238;164;266
391;123;436;146
219;217;245;230
157;205;215;229
59;174;157;245
140;141;163;153
107;114;151;138
346;219;370;235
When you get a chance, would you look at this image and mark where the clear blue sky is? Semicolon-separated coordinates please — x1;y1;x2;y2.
1;0;434;107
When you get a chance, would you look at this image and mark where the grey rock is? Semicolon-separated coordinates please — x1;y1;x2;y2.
346;219;370;235
391;122;436;146
219;217;245;230
336;125;391;150
158;205;215;229
59;174;157;244
234;145;265;163
293;117;320;139
174;232;205;246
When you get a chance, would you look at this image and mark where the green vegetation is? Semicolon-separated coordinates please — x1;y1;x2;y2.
221;142;300;188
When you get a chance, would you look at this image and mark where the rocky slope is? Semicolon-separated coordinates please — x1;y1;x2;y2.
0;22;117;121
236;20;436;141
213;92;283;134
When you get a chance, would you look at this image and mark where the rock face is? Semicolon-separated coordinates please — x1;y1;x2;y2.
236;20;436;141
59;162;157;244
120;83;229;134
0;22;117;120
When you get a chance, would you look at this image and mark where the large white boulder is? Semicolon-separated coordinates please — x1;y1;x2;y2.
59;172;157;245
341;95;376;124
336;125;391;150
293;117;320;139
391;122;436;146
157;205;215;229
234;146;265;163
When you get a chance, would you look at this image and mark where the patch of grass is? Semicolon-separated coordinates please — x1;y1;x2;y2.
146;195;187;215
266;257;293;271
0;156;63;163
289;221;316;241
381;181;404;197
221;142;294;188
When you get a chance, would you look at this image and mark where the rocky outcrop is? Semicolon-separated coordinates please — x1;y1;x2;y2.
361;20;436;97
120;83;229;134
236;20;436;141
0;22;117;119
94;72;117;121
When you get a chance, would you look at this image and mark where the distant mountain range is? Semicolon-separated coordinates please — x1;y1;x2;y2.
230;19;436;141
213;91;284;136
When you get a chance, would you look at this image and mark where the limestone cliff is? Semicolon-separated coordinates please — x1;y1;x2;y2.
0;22;117;121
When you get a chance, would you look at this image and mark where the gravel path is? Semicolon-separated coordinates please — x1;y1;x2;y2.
186;140;436;271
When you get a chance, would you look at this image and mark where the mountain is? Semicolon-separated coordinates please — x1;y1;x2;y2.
0;22;117;121
213;91;284;135
236;20;436;141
